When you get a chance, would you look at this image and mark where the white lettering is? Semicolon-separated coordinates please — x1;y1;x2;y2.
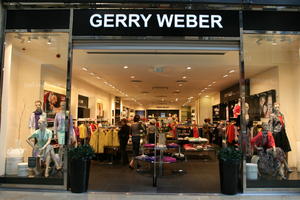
115;14;127;27
103;14;114;27
211;15;223;28
90;14;102;28
140;14;152;27
157;14;174;28
128;14;141;27
174;14;185;28
199;15;209;28
186;14;197;28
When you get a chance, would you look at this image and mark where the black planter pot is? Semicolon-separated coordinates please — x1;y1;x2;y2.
219;159;240;195
70;159;90;193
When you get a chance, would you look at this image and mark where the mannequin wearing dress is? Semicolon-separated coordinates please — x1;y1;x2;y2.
27;118;61;177
268;103;291;153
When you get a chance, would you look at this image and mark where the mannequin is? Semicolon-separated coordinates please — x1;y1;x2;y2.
29;100;46;133
268;103;291;154
233;99;241;118
251;122;290;179
54;101;74;165
27;118;61;177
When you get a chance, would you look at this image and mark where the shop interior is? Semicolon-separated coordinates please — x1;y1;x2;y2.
0;32;300;190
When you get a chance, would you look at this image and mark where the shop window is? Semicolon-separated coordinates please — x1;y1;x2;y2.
244;34;300;187
0;33;69;184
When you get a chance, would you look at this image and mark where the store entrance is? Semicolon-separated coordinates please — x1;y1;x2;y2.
71;40;240;193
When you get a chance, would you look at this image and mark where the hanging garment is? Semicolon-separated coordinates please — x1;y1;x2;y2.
79;124;88;139
192;127;199;138
226;124;236;144
112;129;120;147
98;129;106;153
89;129;99;153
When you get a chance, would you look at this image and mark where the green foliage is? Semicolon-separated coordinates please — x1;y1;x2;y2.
218;146;242;162
68;144;95;161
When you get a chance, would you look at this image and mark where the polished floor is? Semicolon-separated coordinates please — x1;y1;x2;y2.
88;151;220;193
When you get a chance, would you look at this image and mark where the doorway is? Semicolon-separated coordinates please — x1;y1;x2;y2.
71;40;240;193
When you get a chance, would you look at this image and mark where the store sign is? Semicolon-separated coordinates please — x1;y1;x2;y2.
73;10;240;37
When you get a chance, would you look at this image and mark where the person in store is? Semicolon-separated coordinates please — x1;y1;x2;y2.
147;119;159;144
118;118;130;165
268;102;292;165
202;118;213;143
27;118;61;178
251;122;291;179
129;115;145;169
216;121;226;147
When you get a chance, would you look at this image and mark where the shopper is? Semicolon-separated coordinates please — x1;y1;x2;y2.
118;118;130;165
203;118;213;143
129;115;145;169
147;119;158;144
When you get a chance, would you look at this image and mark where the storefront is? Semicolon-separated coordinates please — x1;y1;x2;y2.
0;0;300;193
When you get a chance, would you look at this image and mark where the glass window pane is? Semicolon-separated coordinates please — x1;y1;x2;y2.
0;33;68;183
244;34;300;187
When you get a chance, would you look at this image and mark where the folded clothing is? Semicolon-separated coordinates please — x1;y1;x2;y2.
183;144;197;151
163;156;176;163
167;143;179;148
144;143;155;148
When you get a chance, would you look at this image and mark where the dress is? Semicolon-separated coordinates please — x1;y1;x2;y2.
54;112;66;145
268;112;291;152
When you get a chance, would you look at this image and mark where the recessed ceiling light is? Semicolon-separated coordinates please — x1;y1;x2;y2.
123;65;128;69
130;76;135;79
182;76;187;79
201;90;205;92
208;84;212;87
186;66;192;70
229;70;235;73
82;67;88;71
204;88;208;90
96;76;101;80
198;93;202;95
205;95;209;98
223;74;229;78
89;72;95;76
190;96;194;99
178;84;183;87
212;81;216;84
104;81;108;85
175;98;178;101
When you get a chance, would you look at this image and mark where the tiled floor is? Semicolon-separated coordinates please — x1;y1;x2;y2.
0;190;300;200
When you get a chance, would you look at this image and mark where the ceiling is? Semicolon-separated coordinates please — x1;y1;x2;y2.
72;48;240;108
7;32;300;109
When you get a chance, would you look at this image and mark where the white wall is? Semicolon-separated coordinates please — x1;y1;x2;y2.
249;67;279;96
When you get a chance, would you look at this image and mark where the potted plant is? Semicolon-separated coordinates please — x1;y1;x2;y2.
218;146;242;195
68;144;95;193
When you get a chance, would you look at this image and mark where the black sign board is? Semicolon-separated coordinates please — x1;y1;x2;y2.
73;9;240;37
6;10;70;30
28;157;37;168
243;11;300;31
3;0;300;6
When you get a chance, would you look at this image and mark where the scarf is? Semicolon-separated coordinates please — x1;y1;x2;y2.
34;109;43;130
